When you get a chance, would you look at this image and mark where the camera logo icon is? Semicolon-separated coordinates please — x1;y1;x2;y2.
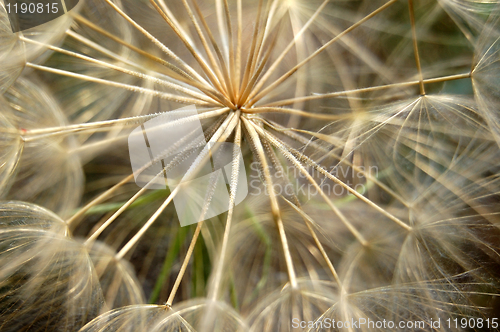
128;105;248;226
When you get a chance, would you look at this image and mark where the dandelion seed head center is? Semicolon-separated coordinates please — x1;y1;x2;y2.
231;104;242;111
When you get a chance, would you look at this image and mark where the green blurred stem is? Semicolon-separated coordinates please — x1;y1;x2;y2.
149;225;190;304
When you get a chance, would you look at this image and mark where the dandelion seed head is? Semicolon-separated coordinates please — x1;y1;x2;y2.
2;0;500;330
247;279;338;332
0;2;24;94
4;75;84;217
153;299;248;332
86;240;146;313
0;202;104;332
472;4;500;146
78;305;167;332
0;200;68;233
0;106;21;195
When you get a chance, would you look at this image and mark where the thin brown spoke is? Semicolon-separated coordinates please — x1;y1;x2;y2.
242;116;298;288
165;221;203;308
63;108;228;228
243;106;355;120
259;72;472;107
150;0;231;101
102;1;214;89
209;119;242;301
247;118;369;244
165;111;240;307
281;197;342;287
248;0;398;106
191;0;236;103
178;0;226;94
72;15;193;83
66;173;135;226
20;37;217;105
252;119;413;232
248;0;279;77
26;63;214;109
67;20;232;107
263;121;408;206
23;105;227;142
115;185;180;260
116;111;238;264
235;0;243;96
222;0;237;96
177;0;227;94
238;0;264;105
83;123;214;244
249;0;331;102
237;23;282;105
